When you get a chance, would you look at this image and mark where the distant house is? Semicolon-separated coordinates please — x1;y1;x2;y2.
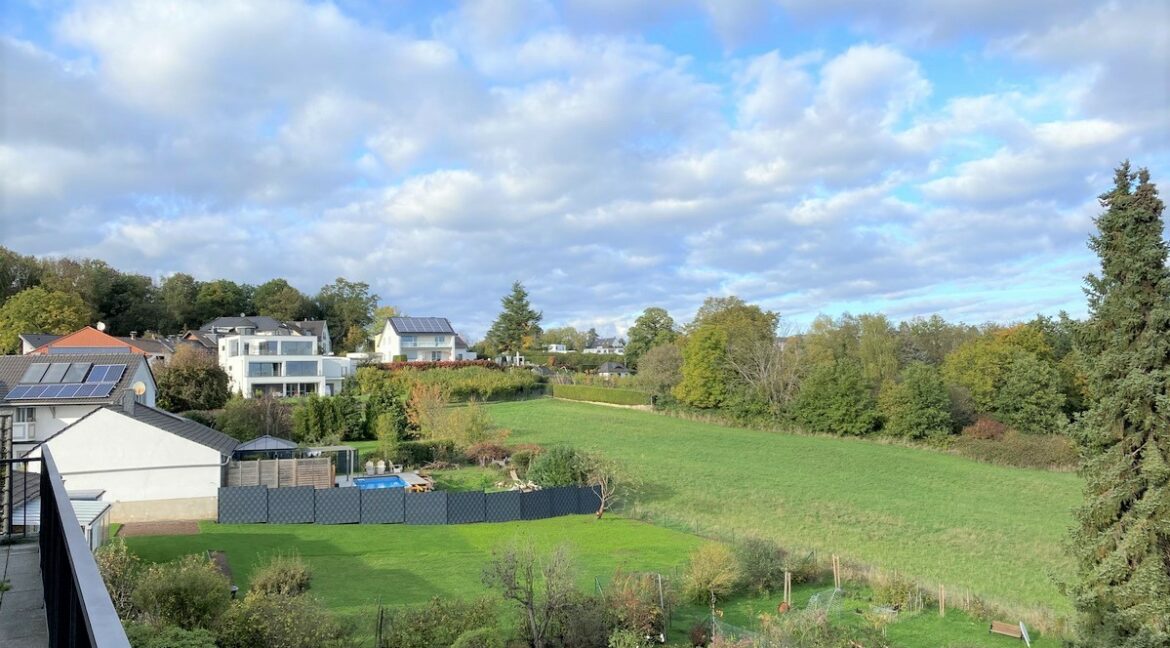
0;353;158;458
546;343;568;353
584;337;626;355
25;399;238;522
597;361;630;378
375;317;478;362
21;326;175;364
194;315;350;398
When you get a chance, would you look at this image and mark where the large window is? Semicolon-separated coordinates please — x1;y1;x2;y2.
13;407;36;441
434;335;447;346
248;362;280;377
256;340;278;355
401;335;417;347
284;383;318;397
281;340;314;356
227;340;239;357
285;361;318;377
431;351;443;361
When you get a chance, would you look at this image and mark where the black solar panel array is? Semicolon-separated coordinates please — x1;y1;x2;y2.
390;317;455;334
5;363;126;400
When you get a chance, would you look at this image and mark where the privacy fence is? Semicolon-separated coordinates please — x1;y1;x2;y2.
217;485;602;525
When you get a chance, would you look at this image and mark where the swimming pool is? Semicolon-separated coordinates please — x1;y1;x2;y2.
354;475;407;489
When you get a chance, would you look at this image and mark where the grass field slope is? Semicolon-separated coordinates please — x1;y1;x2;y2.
489;399;1081;615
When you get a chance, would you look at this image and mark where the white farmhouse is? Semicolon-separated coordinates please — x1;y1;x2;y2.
583;337;626;355
375;317;478;362
198;316;352;397
0;353;157;458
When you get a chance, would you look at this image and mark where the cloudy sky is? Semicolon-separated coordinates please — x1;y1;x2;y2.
2;0;1168;339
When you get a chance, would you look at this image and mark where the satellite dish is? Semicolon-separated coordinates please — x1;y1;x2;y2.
132;381;147;396
96;322;107;331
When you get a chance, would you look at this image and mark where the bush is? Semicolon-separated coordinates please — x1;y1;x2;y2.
784;550;821;585
131;555;230;630
689;621;711;647
552;384;651;406
526;445;587;487
391;366;543;401
682;544;741;603
380;597;498;648
878;363;953;439
217;396;293;442
871;571;919;610
451;626;506;648
466;442;510;466
950;429;1079;470
607;570;674;636
508;444;544;476
993;352;1067;434
380;360;502;372
791;360;879;436
96;538;141;618
736;537;787;594
394;439;457;466
608;628;643;648
124;623;217;648
249;553;312;597
217;591;350;648
537;592;612;648
962;417;1006;440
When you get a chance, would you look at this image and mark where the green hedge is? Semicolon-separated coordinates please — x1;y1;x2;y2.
551;384;651;406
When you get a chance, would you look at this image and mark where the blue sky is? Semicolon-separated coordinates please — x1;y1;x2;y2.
2;0;1168;339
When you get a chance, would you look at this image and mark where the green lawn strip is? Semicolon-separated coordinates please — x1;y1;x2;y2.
486;399;1080;616
427;466;511;492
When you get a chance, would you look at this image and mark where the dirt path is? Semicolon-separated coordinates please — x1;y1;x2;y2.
117;520;201;537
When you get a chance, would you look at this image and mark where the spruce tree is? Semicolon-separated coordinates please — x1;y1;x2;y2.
485;281;543;356
1070;162;1170;647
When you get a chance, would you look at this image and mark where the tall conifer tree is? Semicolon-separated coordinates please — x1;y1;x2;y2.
486;281;543;356
1071;162;1170;646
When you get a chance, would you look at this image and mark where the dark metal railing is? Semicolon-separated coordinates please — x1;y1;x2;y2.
1;447;130;647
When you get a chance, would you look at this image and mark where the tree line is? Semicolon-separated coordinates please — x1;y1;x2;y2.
0;248;378;353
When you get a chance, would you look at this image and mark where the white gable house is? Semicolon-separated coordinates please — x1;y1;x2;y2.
376;317;478;362
199;316;352;397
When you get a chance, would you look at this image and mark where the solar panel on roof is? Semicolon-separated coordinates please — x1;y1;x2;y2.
92;383;117;398
5;385;31;399
86;364;126;384
41;363;70;383
20;363;50;383
58;384;81;397
103;365;126;384
26;385;49;398
63;363;91;383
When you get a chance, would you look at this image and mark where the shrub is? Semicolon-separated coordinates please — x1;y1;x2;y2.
878;363;953;439
962;417;1006;440
537;592;612;648
607;570;674;637
950;429;1079;470
508;444;543;476
124;623;217;648
784;550;821;585
391;366;542;402
394;439;457;466
607;628;643;648
871;571;919;610
217;396;293;442
736;537;787;594
96;538;141;618
993;352;1067;434
682;544;741;603
217;591;350;648
466;442;510;466
380;597;498;648
451;626;506;648
380;360;502;372
688;621;711;647
526;445;587;487
552;384;651;406
292;394;365;444
634;343;683;398
791;360;879;436
131;555;230;630
249;553;312;597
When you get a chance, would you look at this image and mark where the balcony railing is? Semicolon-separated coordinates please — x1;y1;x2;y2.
1;448;131;647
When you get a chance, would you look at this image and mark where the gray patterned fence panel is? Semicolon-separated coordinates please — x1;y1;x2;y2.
217;486;268;523
360;489;405;524
405;491;447;525
447;491;486;524
548;487;579;517
268;486;316;523
485;491;522;522
522;489;552;520
577;485;602;515
315;488;360;524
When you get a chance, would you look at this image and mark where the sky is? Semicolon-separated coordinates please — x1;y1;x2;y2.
2;0;1168;340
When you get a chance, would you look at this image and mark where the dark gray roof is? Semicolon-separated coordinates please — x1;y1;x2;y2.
10;470;40;507
114;405;239;455
598;361;629;373
234;434;298;452
19;334;61;350
455;335;469;349
181;332;217;349
199;315;293;334
389;317;455;335
116;337;173;355
291;320;327;339
0;353;151;406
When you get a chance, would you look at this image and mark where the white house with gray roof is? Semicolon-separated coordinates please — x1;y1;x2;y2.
374;317;478;362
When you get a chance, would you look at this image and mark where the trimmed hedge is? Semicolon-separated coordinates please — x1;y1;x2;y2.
380;360;501;372
552;384;651;406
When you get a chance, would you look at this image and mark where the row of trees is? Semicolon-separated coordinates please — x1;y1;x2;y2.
0;248;379;352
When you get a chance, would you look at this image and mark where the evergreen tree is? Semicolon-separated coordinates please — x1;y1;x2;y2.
485;281;542;356
1070;162;1170;647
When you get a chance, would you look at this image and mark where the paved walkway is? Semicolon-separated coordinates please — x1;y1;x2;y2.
0;540;49;647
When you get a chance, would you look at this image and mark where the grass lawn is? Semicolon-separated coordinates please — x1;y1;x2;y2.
488;399;1081;617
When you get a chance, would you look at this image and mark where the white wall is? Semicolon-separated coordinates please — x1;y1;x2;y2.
32;408;225;502
12;404;101;457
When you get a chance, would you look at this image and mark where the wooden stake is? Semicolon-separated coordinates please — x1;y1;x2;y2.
939;584;946;617
784;571;792;605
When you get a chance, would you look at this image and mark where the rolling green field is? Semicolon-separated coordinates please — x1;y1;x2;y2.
488;399;1081;616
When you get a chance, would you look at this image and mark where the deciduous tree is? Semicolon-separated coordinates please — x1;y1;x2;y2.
673;326;729;408
624;307;677;368
0;287;91;353
155;346;230;412
253;278;313;322
482;541;578;648
1069;163;1170;646
315;277;378;353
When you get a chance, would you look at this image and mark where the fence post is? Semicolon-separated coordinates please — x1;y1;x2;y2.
939;584;945;617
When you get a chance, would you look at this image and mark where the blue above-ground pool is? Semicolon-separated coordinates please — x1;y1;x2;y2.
354;475;407;489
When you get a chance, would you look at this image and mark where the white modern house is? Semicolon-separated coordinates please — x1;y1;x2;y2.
198;316;352;397
374;317;478;362
546;343;568;353
0;353;157;458
583;337;626;355
25;399;238;522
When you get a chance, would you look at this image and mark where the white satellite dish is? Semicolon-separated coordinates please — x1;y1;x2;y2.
96;321;107;331
132;381;147;396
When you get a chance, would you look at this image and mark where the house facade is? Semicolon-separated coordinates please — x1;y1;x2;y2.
584;337;626;355
375;317;478;362
0;353;157;458
196;316;351;397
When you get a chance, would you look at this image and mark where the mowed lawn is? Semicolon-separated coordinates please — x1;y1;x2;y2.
489;399;1081;614
124;516;703;617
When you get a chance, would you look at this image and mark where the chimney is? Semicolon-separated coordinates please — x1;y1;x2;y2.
129;331;137;339
122;392;136;416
